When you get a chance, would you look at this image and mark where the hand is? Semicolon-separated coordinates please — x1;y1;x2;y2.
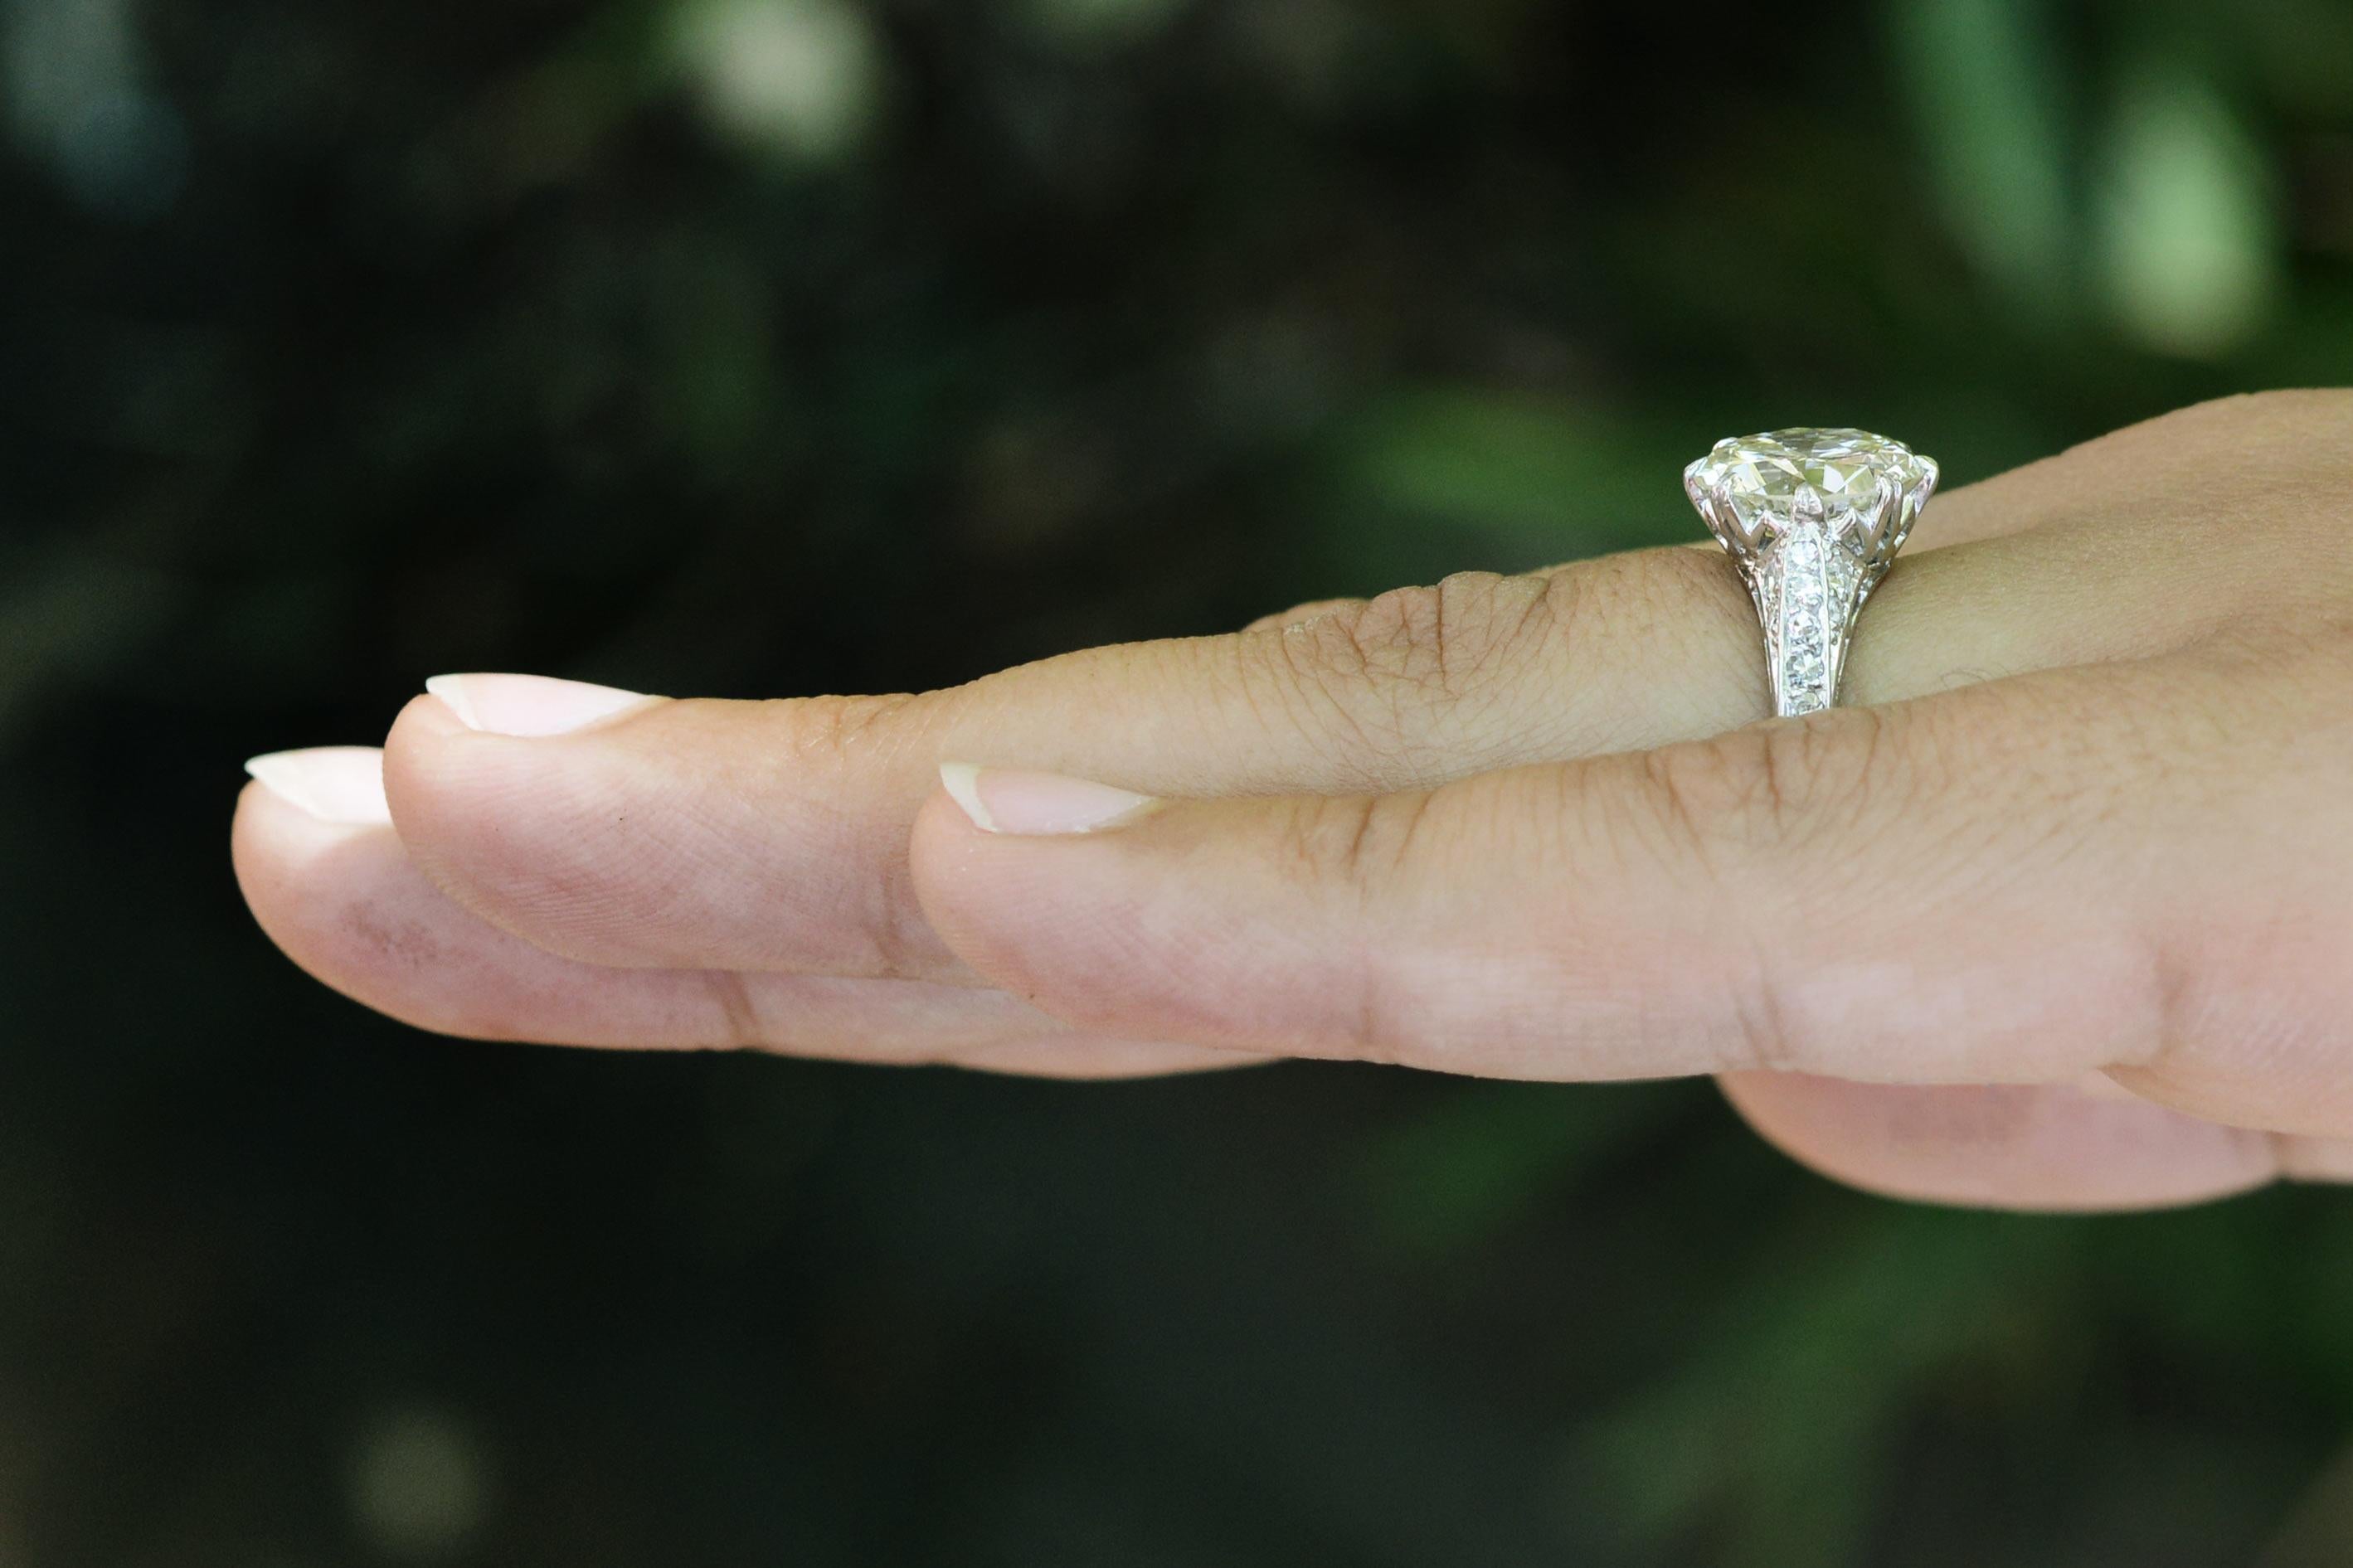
235;392;2353;1211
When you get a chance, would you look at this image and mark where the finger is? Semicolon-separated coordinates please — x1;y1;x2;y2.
1903;389;2353;550
1243;596;1366;633
373;405;2311;980
381;393;2353;983
375;547;1767;981
236;750;1249;1078
1236;448;2033;642
909;634;2353;1111
1718;1073;2288;1211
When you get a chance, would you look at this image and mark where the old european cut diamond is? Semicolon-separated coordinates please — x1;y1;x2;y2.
1683;428;1937;717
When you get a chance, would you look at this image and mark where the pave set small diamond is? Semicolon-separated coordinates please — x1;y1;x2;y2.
1684;428;1937;717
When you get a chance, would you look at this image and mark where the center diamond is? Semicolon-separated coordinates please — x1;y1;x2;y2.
1684;427;1935;554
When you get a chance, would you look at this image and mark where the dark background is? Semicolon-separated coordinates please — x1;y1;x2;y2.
7;0;2353;1563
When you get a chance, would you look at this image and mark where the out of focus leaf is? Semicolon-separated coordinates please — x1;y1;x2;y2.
1317;388;1697;580
1574;1209;2077;1568
1358;1082;1690;1260
1890;0;2073;312
2095;63;2280;359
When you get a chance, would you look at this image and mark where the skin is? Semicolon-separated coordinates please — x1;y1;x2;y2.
233;391;2353;1211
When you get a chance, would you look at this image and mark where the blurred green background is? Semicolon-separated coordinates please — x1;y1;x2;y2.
5;0;2353;1562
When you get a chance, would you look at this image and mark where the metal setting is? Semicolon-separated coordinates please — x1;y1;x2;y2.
1683;428;1938;717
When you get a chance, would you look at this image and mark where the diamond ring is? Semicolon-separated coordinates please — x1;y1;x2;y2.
1684;428;1939;717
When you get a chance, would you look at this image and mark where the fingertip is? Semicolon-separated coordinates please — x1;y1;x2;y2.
422;673;658;737
2271;1135;2353;1185
242;746;392;826
231;767;650;1046
1719;1071;2279;1212
908;784;1344;1056
422;674;482;729
377;691;614;944
401;687;474;736
231;764;425;1019
906;779;1002;934
933;762;1158;837
383;689;975;980
378;693;493;854
378;692;475;812
937;761;994;831
906;780;1101;1014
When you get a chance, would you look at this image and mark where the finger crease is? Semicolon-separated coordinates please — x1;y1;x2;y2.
702;968;766;1052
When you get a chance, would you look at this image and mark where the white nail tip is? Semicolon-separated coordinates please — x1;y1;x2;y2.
938;761;998;833
420;673;653;737
423;674;484;730
244;748;394;826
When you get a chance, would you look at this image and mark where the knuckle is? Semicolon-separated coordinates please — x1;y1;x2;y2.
1264;570;1555;764
1247;546;1775;769
1267;789;1443;1062
1632;715;1906;1073
1576;546;1741;632
1313;571;1538;694
1271;794;1361;886
1245;595;1365;633
759;692;920;764
699;968;769;1053
1637;710;1898;868
1561;547;1766;737
1276;789;1440;893
1639;726;1787;852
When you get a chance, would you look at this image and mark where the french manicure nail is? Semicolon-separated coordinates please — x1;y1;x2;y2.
244;748;394;825
425;673;653;737
939;763;1158;836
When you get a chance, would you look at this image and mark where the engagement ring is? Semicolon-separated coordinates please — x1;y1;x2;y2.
1684;428;1938;717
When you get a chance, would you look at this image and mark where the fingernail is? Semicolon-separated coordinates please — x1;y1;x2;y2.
244;748;394;825
939;763;1158;836
425;674;653;737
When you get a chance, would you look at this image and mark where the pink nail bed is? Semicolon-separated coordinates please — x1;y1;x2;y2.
425;674;653;737
939;764;1156;836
